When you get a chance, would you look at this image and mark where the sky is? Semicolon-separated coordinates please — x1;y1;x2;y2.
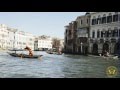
0;12;86;39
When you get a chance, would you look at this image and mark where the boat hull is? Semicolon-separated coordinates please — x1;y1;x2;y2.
8;53;43;58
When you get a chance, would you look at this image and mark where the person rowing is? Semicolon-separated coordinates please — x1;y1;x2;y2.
24;46;33;57
103;50;110;57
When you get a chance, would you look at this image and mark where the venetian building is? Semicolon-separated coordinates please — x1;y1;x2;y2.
64;23;72;53
71;21;77;53
75;12;90;54
7;28;17;49
89;12;120;55
0;24;9;49
15;31;34;50
0;24;16;49
34;35;52;51
64;21;77;54
64;25;69;53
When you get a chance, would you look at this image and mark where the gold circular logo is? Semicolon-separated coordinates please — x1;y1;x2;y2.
106;66;118;77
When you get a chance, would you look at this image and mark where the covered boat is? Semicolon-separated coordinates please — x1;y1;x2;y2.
8;53;43;58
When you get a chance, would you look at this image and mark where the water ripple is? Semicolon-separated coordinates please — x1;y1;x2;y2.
0;51;120;78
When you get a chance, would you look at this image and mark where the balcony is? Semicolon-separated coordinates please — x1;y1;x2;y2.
111;38;117;43
89;38;94;43
96;37;118;43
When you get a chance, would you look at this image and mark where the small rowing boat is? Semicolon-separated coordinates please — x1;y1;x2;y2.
8;53;43;58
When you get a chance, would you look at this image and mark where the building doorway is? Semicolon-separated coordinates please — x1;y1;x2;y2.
84;46;88;55
73;44;76;53
114;42;120;55
92;43;98;55
102;43;109;55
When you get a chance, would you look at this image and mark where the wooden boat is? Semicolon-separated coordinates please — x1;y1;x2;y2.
8;53;43;58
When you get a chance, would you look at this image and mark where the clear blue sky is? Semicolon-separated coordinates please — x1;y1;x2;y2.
0;12;86;39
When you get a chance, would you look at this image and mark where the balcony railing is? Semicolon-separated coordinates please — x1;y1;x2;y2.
89;37;119;43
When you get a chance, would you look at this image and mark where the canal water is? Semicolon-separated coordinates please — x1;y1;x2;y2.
0;51;120;78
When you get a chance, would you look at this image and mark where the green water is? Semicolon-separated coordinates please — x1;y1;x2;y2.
0;51;119;78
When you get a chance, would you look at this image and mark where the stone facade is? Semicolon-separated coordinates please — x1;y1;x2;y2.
0;24;17;49
34;35;52;51
64;13;90;54
15;31;35;50
64;21;77;54
64;12;120;55
0;24;35;50
75;13;90;54
89;12;120;55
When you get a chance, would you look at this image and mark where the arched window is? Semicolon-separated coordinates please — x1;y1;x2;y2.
114;27;118;37
102;14;106;24
107;13;112;23
108;28;112;37
97;30;100;38
97;15;101;24
112;28;116;37
113;12;118;22
101;31;103;38
103;43;109;52
102;29;106;37
92;19;94;25
92;16;96;25
92;30;95;38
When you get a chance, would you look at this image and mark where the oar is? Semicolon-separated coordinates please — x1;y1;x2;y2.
20;50;24;59
20;55;23;59
17;53;23;59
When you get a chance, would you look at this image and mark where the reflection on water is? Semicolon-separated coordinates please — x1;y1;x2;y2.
0;51;120;78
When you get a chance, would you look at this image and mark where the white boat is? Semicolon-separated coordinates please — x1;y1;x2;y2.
88;54;119;60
